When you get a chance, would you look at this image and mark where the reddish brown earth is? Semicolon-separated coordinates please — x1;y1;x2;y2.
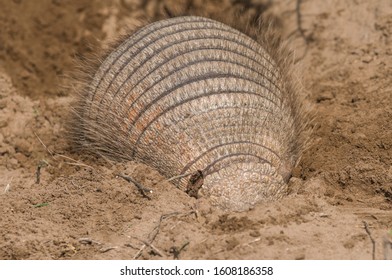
0;0;391;260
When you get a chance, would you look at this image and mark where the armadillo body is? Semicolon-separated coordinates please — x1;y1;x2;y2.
73;16;304;211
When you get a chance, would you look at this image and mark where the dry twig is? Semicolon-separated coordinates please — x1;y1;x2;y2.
165;172;193;183
170;241;190;259
132;210;196;259
141;240;166;257
133;244;146;260
286;0;310;62
78;237;102;245
99;246;117;253
34;131;54;156
117;173;152;199
363;221;376;260
34;131;94;170
35;160;49;184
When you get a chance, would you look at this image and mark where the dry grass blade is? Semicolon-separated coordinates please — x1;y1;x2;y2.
3;177;13;194
164;172;193;182
133;244;146;260
34;131;94;170
34;131;54;156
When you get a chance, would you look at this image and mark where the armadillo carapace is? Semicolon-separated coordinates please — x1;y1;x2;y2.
72;16;306;211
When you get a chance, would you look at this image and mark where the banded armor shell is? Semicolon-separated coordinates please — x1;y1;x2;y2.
73;16;304;211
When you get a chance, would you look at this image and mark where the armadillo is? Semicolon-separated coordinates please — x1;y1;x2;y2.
70;16;307;211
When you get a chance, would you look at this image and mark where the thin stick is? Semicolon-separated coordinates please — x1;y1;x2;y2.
133;212;180;259
35;160;48;184
124;243;139;250
133;244;146;260
148;211;196;243
141;240;166;257
63;161;95;169
132;210;196;259
34;132;54;156
55;154;95;169
4;177;13;193
78;238;102;245
34;131;95;170
117;174;152;199
170;241;190;259
148;212;180;243
286;0;309;63
99;246;117;253
363;221;376;260
164;172;193;182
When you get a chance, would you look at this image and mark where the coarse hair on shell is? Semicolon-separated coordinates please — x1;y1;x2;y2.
67;9;310;212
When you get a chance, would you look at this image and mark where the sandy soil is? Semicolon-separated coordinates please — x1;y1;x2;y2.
0;0;391;260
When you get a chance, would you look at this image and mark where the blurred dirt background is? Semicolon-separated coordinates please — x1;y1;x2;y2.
0;0;391;259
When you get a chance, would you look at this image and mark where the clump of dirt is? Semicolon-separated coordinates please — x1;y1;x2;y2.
0;0;391;260
211;215;258;233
